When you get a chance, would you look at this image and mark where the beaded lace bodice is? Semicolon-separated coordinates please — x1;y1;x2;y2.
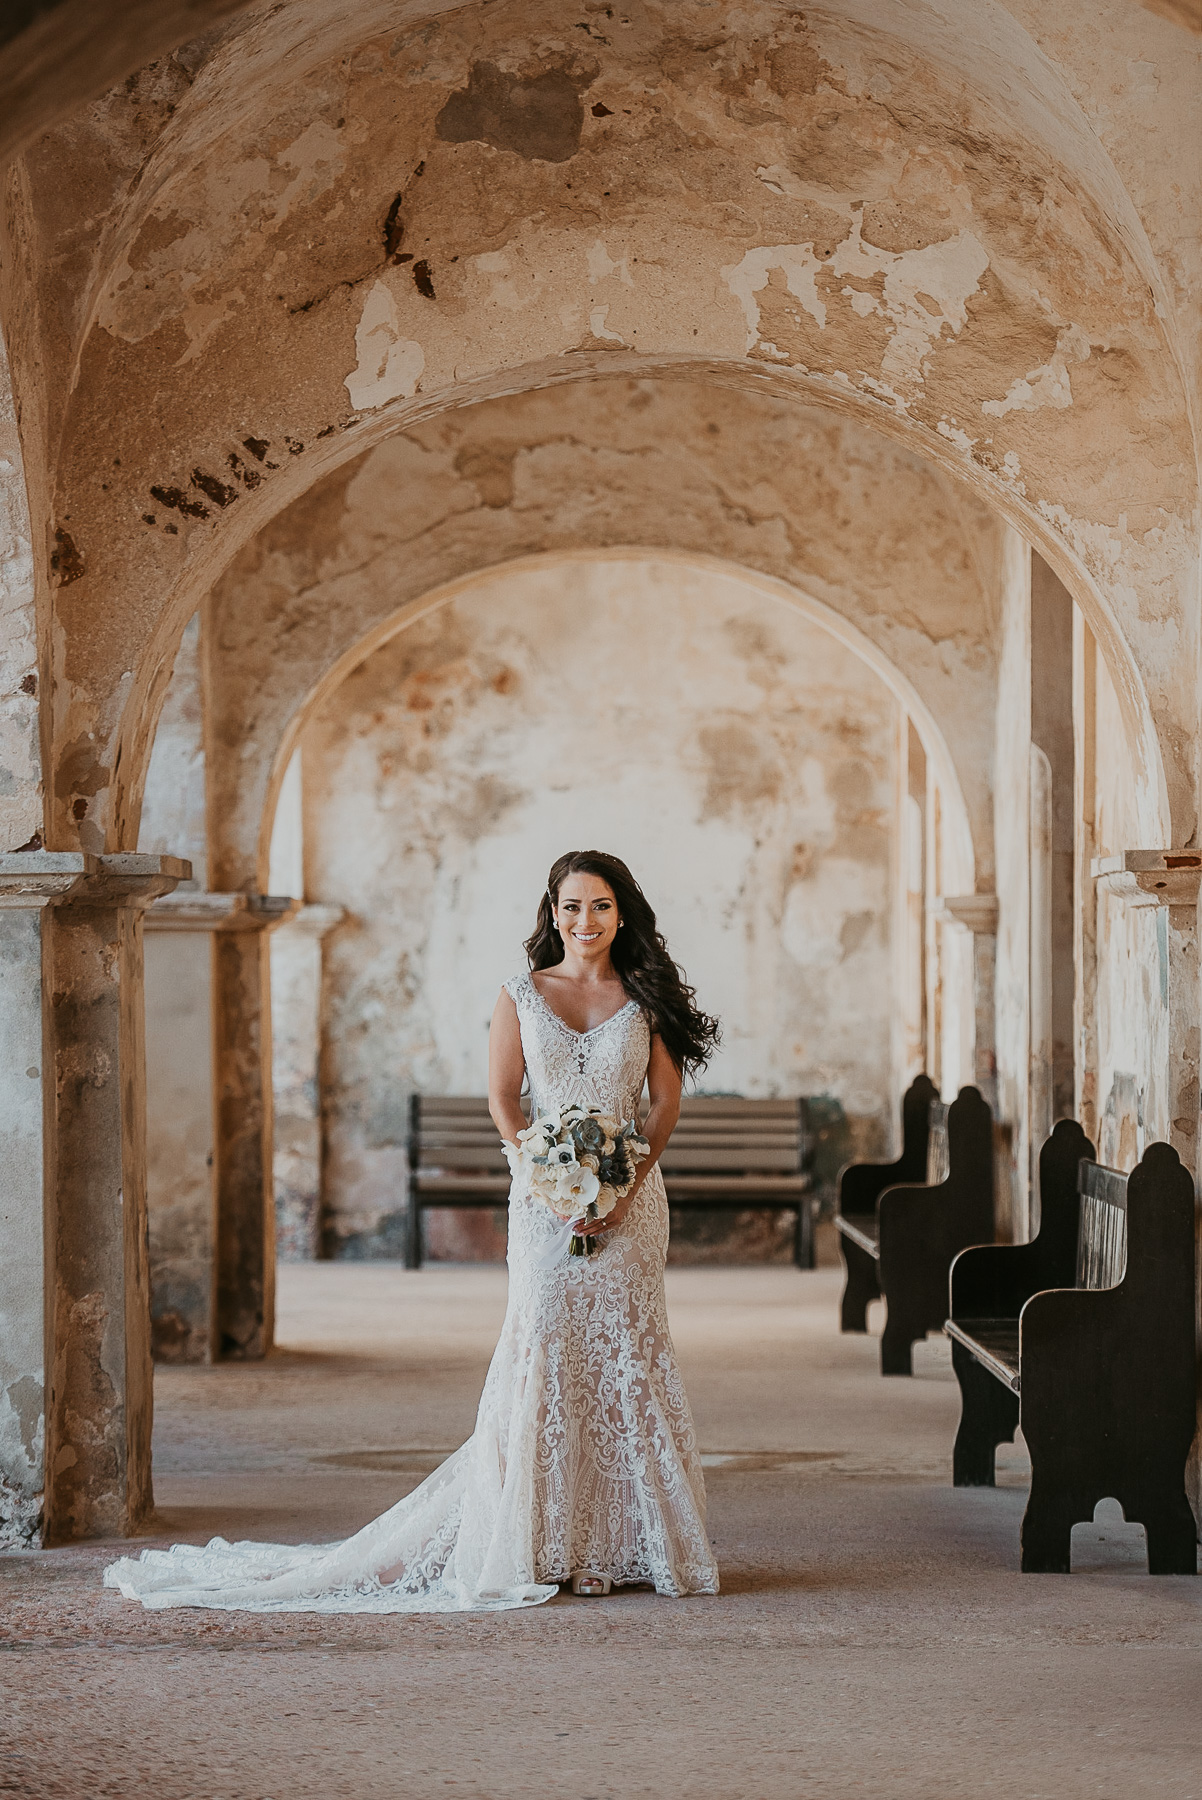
512;972;648;1120
104;972;718;1615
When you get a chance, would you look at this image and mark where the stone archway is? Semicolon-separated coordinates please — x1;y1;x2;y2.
271;550;968;1265
3;0;1199;1550
4;2;1188;859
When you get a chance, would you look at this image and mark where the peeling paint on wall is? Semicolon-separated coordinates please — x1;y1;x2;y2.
299;556;901;1258
346;282;424;411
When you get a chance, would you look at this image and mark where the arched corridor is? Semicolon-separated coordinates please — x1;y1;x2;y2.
0;1;1199;1790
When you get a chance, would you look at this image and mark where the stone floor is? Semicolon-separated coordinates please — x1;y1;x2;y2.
2;1238;1199;1799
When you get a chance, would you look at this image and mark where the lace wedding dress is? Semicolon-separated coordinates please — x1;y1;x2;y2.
104;973;719;1612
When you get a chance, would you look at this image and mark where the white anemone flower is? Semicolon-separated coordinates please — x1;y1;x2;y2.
555;1164;600;1214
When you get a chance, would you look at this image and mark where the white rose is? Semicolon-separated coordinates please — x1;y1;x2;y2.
593;1183;618;1219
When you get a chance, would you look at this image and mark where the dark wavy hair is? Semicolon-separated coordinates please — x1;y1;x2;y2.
524;851;720;1079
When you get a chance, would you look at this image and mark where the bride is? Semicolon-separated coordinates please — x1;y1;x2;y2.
105;850;721;1612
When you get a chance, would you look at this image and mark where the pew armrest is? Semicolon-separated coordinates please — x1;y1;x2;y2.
838;1158;907;1216
949;1239;1046;1321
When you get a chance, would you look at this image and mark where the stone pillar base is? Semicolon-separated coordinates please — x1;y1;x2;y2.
0;852;188;1544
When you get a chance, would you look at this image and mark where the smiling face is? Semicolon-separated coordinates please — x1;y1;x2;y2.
553;872;620;962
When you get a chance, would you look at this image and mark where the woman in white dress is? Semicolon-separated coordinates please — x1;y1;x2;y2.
105;850;721;1613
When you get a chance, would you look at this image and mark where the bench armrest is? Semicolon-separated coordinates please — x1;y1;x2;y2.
838;1157;909;1216
949;1240;1046;1321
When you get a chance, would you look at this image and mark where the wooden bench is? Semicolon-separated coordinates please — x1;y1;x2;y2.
836;1078;993;1375
835;1073;938;1335
945;1121;1198;1574
407;1094;813;1269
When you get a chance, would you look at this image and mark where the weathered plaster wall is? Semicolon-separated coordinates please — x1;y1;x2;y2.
138;613;217;1361
142;926;217;1362
0;904;45;1545
0;328;39;853
0;331;44;1540
1092;651;1169;1166
138;613;206;885
299;556;903;1258
202;378;998;902
267;755;343;1261
992;533;1033;1236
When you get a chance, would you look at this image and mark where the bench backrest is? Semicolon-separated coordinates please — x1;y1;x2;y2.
927;1100;950;1185
1076;1159;1128;1290
837;1072;938;1214
409;1095;511;1170
410;1093;807;1173
660;1097;805;1173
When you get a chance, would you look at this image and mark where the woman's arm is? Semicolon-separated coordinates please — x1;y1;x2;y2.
488;988;528;1145
580;1030;682;1238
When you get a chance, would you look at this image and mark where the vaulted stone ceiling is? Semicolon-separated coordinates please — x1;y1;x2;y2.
1;0;1199;858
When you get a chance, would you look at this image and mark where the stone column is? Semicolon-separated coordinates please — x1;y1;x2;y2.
271;904;343;1261
936;893;1011;1237
0;851;187;1545
143;893;244;1363
937;894;1000;1109
1093;850;1201;1533
0;885;53;1547
213;895;296;1359
1093;852;1201;1170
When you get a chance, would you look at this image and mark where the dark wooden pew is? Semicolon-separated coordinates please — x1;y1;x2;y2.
945;1121;1197;1574
835;1073;938;1335
836;1079;993;1375
407;1094;813;1269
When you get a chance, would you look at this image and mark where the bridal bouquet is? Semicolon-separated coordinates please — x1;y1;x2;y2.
505;1107;651;1257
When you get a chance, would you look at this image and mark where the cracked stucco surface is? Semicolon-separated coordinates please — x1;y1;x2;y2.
202;378;1000;896
299;555;901;1256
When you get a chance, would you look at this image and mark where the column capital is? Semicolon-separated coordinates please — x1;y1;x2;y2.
0;852;190;910
1091;850;1202;908
144;891;299;933
273;902;344;939
934;893;999;934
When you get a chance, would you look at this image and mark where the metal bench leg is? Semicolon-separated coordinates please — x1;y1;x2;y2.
405;1198;422;1271
794;1198;815;1270
839;1236;880;1331
950;1339;1018;1487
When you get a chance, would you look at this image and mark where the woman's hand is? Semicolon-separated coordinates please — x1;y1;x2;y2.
576;1189;637;1238
575;1032;682;1240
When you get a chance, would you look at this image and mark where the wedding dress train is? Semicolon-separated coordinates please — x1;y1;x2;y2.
104;972;719;1612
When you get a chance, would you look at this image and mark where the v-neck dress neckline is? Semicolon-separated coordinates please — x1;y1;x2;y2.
529;982;638;1040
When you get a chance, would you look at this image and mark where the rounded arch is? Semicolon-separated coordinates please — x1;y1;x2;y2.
11;3;1188;856
122;359;1172;875
255;545;978;902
